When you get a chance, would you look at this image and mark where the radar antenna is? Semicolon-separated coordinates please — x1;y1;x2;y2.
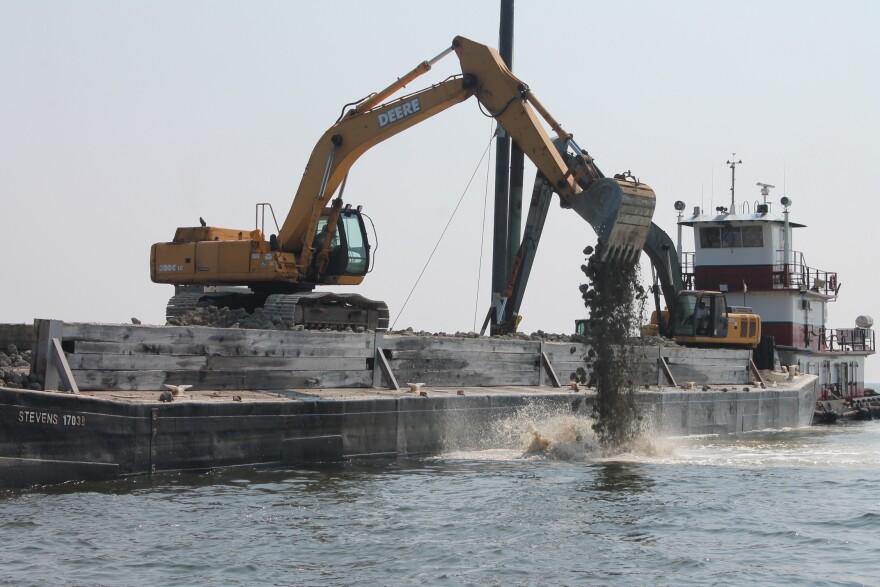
756;182;775;206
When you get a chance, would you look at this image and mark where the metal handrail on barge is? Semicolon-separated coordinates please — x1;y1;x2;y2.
818;327;876;353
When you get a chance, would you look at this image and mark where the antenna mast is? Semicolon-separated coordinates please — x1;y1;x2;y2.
726;154;742;210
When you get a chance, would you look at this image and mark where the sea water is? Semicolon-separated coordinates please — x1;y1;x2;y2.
2;400;880;586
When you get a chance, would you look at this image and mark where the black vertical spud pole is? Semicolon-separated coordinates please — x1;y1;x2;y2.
491;0;514;333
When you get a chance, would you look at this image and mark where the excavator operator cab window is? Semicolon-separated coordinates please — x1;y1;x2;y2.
673;293;698;337
314;211;370;277
315;218;341;250
340;211;369;276
703;293;728;338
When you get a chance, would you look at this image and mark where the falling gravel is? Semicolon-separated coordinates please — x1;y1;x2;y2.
579;244;648;448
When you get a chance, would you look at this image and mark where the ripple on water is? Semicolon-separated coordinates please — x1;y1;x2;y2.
2;424;880;585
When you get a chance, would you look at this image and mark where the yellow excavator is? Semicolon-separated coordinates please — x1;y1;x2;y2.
151;35;656;330
642;290;762;348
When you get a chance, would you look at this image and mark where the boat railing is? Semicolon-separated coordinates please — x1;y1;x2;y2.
681;252;695;289
772;250;838;295
818;327;875;353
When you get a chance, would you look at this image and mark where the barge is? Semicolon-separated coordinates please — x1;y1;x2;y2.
0;320;818;488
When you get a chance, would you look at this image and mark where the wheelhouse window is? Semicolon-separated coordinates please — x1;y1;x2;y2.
700;227;721;248
721;226;742;248
741;226;763;247
700;225;763;249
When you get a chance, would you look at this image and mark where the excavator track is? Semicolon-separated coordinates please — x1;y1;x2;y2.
165;292;207;321
166;290;388;331
263;293;389;331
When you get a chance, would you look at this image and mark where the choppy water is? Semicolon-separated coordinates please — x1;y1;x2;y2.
3;407;880;586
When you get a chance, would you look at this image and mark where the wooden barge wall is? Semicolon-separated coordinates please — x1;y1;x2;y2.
27;321;755;392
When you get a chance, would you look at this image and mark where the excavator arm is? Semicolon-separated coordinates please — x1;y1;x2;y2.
278;74;473;265
493;146;659;334
153;34;656;333
277;35;631;273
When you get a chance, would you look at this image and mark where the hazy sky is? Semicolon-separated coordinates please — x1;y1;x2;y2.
2;1;878;379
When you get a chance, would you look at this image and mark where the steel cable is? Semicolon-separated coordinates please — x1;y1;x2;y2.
390;132;496;330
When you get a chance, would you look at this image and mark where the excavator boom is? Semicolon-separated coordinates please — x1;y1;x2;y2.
277;35;604;269
152;35;657;332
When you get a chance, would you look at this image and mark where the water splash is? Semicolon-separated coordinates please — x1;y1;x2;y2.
449;402;672;462
491;403;597;460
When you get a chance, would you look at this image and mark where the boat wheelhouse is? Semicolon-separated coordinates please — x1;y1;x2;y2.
678;184;875;400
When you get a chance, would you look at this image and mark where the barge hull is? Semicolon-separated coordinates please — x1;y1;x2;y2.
0;378;818;488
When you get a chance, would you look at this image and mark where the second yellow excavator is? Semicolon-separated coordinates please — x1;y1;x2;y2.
150;35;656;330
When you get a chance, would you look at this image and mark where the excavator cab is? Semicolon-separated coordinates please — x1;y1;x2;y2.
311;207;371;282
673;291;728;338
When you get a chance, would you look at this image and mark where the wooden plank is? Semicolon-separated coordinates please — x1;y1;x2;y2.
547;360;589;371
64;354;366;372
667;366;748;385
658;356;677;387
66;353;208;371
371;332;384;388
70;340;375;358
71;369;373;391
34;319;63;390
389;369;539;387
382;336;539;354
205;356;367;371
62;323;374;348
750;359;766;387
389;358;539;373
555;372;589;384
663;359;749;369
667;364;747;377
543;350;588;362
540;351;561;388
542;341;589;356
374;348;400;391
386;349;540;361
662;351;751;361
51;338;79;394
656;348;751;361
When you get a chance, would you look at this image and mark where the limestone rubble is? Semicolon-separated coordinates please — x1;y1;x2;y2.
0;345;41;390
166;307;681;347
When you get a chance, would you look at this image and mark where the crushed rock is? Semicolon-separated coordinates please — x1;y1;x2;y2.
0;346;41;390
166;306;366;333
167;310;683;346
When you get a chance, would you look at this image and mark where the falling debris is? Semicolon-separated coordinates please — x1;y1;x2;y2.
579;243;647;448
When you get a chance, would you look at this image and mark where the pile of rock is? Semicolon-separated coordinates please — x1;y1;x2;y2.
166;309;681;347
0;345;41;390
636;335;680;348
167;306;297;330
388;327;577;342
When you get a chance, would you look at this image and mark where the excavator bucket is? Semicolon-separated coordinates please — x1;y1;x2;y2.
567;177;656;263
